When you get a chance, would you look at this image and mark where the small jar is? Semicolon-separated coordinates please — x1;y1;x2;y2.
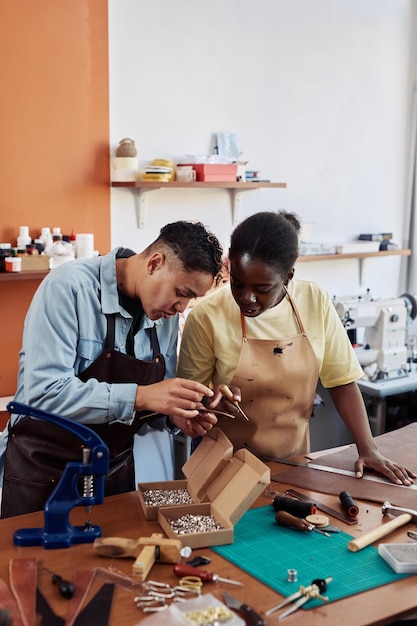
0;243;12;271
5;257;22;273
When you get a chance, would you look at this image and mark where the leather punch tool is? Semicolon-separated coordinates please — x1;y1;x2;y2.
8;401;109;549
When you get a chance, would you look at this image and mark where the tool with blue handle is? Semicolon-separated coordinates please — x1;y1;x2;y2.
7;401;109;549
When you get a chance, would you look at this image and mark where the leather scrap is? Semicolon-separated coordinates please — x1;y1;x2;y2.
72;583;114;626
272;422;417;508
0;577;24;626
36;589;65;626
65;570;96;626
9;557;37;626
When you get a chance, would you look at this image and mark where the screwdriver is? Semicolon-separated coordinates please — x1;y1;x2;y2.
275;511;331;537
218;384;250;421
173;563;244;586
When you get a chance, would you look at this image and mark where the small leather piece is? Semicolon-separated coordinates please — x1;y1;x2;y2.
9;558;37;626
0;577;24;626
65;570;96;626
36;589;65;626
72;584;115;626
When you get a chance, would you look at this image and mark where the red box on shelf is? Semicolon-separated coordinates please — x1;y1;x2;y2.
182;163;238;182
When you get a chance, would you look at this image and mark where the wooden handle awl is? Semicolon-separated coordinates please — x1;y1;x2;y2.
348;513;412;552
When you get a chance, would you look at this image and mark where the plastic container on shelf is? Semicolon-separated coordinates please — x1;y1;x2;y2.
17;226;32;251
5;257;22;272
75;233;95;259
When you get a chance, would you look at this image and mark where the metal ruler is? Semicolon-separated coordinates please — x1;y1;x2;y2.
270;458;417;491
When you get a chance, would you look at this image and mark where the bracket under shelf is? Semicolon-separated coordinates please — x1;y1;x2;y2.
111;181;287;228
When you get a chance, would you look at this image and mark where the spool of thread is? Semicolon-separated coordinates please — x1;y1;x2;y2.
75;233;94;259
272;494;317;518
339;491;359;518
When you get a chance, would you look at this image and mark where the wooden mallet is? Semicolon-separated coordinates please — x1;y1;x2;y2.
348;502;417;552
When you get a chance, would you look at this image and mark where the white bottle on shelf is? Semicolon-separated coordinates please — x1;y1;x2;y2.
40;227;53;254
17;226;32;251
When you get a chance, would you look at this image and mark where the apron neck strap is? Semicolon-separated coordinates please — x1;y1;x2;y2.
283;285;306;334
105;315;161;357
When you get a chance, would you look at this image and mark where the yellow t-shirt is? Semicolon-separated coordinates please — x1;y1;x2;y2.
177;278;363;388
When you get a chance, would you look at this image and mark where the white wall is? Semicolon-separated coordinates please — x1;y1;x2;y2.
109;1;416;471
109;0;415;299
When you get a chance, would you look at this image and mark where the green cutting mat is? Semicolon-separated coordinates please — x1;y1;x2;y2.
212;505;410;609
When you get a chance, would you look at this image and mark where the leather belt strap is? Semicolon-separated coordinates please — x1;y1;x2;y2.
0;576;24;626
9;557;37;626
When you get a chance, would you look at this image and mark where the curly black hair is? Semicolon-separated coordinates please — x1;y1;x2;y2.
230;211;300;274
153;221;224;278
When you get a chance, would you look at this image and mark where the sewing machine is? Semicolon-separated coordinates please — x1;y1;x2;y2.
334;293;417;382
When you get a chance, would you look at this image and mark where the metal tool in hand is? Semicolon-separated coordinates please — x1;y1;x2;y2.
265;577;332;619
173;563;243;586
218;384;250;421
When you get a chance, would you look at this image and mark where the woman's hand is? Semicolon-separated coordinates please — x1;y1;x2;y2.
355;449;416;485
203;383;243;417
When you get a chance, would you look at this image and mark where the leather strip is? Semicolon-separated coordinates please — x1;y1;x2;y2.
0;577;24;626
65;570;96;626
9;557;37;626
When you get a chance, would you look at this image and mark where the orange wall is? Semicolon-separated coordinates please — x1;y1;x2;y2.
0;0;110;396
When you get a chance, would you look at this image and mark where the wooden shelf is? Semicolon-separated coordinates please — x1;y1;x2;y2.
297;248;411;285
111;181;287;190
0;270;48;282
111;180;287;227
297;249;411;262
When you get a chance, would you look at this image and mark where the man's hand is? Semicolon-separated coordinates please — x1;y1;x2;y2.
170;411;218;437
134;377;214;419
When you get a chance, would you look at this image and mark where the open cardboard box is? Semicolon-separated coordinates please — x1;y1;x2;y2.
157;441;270;548
137;428;233;520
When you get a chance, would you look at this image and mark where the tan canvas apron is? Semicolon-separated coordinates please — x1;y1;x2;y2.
218;288;319;460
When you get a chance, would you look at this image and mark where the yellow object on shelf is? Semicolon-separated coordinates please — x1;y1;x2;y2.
151;158;174;180
140;173;172;182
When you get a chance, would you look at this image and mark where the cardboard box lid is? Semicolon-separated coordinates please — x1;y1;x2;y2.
208;448;270;525
182;428;233;502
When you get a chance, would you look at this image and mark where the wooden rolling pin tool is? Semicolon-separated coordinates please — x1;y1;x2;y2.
93;533;182;581
348;501;417;552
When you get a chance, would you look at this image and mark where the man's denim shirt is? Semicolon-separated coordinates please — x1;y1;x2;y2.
0;248;178;485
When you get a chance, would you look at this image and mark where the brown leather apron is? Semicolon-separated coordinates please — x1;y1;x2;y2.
1;316;166;517
218;288;319;460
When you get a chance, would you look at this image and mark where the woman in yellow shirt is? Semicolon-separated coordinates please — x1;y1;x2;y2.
178;211;415;485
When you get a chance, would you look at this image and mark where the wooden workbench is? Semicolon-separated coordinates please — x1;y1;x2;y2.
0;463;416;625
